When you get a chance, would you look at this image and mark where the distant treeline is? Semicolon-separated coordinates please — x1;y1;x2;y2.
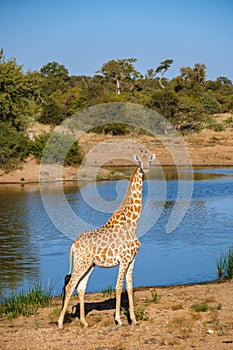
0;49;233;169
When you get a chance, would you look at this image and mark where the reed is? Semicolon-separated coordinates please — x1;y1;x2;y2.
102;284;114;297
0;282;53;320
216;247;233;280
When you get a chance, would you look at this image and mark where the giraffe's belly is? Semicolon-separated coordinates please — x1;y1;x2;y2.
93;247;119;267
92;239;140;268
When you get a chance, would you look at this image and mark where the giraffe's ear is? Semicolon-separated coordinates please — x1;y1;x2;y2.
149;154;156;162
134;154;140;163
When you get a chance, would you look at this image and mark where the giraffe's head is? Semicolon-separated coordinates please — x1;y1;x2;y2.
134;150;155;174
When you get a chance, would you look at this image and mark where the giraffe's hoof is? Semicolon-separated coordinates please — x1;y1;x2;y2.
58;324;63;330
130;318;138;326
115;320;124;328
81;321;89;328
115;323;124;329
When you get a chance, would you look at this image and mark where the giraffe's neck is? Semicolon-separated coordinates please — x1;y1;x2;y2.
105;167;143;229
120;166;143;210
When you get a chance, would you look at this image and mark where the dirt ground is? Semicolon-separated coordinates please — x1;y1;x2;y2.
0;281;232;350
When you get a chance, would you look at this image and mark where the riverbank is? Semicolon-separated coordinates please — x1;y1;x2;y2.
0;280;232;350
0;125;233;184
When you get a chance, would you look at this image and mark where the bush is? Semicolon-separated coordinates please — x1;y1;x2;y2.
30;132;83;166
91;123;132;135
0;124;30;169
201;92;222;114
150;89;179;119
203;117;224;131
38;97;65;125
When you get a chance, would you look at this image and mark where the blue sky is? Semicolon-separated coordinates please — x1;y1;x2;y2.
1;0;233;80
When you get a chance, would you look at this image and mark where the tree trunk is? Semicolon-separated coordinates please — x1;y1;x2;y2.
116;79;121;95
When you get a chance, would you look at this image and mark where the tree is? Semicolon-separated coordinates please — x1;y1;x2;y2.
179;63;207;87
39;96;64;125
146;68;156;80
201;92;221;114
40;61;70;94
216;76;232;85
97;58;141;95
40;61;69;79
150;89;178;119
0;49;40;131
155;59;174;89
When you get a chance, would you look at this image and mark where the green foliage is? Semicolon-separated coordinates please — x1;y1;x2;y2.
40;61;69;79
201;92;222;114
0;50;40;131
191;302;222;313
150;89;179;119
40;61;70;94
102;285;114;297
155;59;174;89
145;289;161;306
1;50;233;169
191;302;208;312
151;290;161;303
202;116;224;131
177;63;207;89
135;307;149;321
217;247;233;279
31;133;83;166
38;97;65;125
91;123;132;135
97;58;141;95
0;282;52;319
0;124;30;169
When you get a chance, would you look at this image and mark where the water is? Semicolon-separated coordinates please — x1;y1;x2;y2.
0;167;233;298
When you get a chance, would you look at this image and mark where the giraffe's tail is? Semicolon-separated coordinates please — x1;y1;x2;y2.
61;244;73;308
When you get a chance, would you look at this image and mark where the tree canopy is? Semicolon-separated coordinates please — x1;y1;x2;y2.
1;49;233;169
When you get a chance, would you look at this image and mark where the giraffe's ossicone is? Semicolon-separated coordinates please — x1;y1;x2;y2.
58;151;155;329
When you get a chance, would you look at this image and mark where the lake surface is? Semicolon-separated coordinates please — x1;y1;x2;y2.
0;166;233;299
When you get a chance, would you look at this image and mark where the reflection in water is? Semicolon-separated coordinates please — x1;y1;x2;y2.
0;186;40;293
0;167;233;297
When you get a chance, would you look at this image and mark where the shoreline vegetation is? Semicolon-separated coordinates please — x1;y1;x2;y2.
1;121;233;184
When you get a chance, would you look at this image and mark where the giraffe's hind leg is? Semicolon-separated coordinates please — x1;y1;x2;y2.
58;262;93;329
58;271;80;329
76;267;94;327
126;258;137;325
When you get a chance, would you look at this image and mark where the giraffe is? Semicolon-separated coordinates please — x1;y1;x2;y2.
58;150;155;329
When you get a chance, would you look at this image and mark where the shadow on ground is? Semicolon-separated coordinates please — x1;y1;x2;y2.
67;291;130;324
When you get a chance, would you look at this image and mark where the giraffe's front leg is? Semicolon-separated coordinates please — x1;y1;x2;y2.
126;240;140;325
115;261;128;326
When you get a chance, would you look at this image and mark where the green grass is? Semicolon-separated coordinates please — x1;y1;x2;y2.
145;290;161;306
0;282;53;320
151;290;161;303
102;285;114;297
191;303;208;312
135;307;149;321
216;247;233;279
191;302;222;313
